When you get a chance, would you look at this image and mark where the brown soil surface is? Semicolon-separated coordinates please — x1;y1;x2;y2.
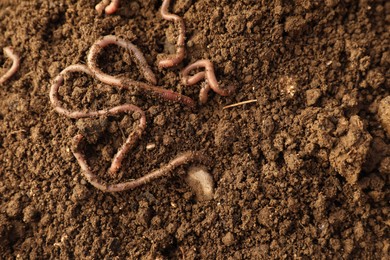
1;0;389;259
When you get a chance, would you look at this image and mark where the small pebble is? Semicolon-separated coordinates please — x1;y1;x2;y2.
222;232;235;246
185;166;214;201
23;205;38;223
146;143;156;150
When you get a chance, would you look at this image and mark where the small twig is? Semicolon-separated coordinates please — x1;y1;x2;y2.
87;35;196;108
158;0;186;68
95;0;120;15
0;46;20;84
222;99;258;109
181;59;235;104
72;138;208;192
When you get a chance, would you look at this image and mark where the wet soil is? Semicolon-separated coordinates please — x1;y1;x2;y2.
0;0;389;259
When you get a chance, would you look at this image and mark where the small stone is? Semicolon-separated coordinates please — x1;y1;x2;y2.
222;232;235;246
6;197;22;218
71;184;89;202
261;117;275;137
185;166;214;201
146;143;156;150
306;89;322;106
23;205;39;223
136;206;152;227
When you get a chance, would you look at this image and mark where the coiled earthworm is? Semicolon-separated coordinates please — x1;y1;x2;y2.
181;59;235;104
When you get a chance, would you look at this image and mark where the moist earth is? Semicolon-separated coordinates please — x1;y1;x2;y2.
0;0;389;259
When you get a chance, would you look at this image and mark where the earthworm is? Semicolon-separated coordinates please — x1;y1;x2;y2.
87;35;196;107
181;59;235;103
158;0;186;68
88;35;157;85
119;78;196;107
50;63;195;179
95;0;120;15
105;104;146;176
72;137;208;192
50;64;98;119
50;32;206;191
185;71;206;86
49;63;146;176
0;46;20;84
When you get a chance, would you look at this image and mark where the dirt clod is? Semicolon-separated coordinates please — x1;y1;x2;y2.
330;116;372;184
222;232;235;247
378;96;390;137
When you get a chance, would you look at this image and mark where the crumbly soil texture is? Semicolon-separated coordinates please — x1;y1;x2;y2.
0;0;389;259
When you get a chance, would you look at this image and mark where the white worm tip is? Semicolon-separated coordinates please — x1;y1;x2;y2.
185;166;214;201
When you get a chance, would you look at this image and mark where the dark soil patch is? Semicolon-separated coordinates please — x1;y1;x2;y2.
1;0;389;259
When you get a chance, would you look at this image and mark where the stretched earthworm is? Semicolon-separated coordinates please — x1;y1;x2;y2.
87;35;196;108
72;136;208;192
0;46;20;84
95;0;120;15
181;59;235;103
158;0;186;68
119;77;195;107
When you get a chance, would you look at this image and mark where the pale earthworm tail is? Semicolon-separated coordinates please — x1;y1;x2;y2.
87;35;196;108
0;46;20;84
72;137;208;192
158;0;186;68
95;0;120;15
181;59;236;104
